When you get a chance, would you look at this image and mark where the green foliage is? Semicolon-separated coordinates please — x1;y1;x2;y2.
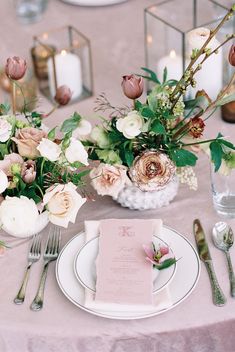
210;141;223;171
60;112;82;133
151;120;166;135
170;148;198;167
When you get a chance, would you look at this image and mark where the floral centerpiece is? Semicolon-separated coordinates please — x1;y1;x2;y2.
86;7;235;210
0;57;91;238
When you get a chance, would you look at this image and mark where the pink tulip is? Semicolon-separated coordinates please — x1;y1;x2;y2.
121;74;144;99
5;56;27;80
54;85;72;105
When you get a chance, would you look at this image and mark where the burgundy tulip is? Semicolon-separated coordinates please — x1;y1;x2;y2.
5;56;27;80
121;74;144;100
228;44;235;66
54;85;72;105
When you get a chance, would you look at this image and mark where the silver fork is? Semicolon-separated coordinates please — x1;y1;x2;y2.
30;226;61;311
14;234;41;305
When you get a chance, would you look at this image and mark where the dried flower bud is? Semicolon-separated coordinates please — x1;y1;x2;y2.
5;56;27;80
121;74;144;100
228;44;235;66
189;117;205;138
54;85;72;105
196;89;212;105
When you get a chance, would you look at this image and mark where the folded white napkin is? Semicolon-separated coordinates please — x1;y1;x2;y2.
83;220;172;314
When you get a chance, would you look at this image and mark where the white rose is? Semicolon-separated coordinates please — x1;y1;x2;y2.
90;163;131;198
0;196;39;237
65;138;89;166
0;170;8;193
116;111;143;139
72;119;92;140
0;116;11;142
90;126;110;148
37;138;61;161
43;182;86;228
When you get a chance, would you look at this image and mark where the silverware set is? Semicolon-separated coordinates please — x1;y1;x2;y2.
193;219;235;307
14;225;61;311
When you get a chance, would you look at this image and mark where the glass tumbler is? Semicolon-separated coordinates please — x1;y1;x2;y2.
14;0;48;24
211;165;235;218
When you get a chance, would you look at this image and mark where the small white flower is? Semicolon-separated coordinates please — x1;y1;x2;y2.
0;116;11;142
43;182;86;228
37;138;61;162
0;196;39;237
116;111;143;139
0;170;8;193
72;119;92;140
65;138;89;166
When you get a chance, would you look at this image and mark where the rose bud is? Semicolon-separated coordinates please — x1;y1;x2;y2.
121;74;144;99
5;56;27;80
228;44;235;66
21;160;36;184
54;85;72;105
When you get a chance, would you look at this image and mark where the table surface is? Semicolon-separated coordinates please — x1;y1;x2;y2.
0;1;235;352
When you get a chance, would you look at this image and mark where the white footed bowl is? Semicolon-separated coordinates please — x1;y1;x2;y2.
113;176;179;210
2;211;49;238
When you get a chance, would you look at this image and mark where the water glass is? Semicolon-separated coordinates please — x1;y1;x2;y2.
14;0;48;24
211;165;235;218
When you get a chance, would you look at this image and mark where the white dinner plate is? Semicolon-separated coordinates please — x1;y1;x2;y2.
56;226;200;320
60;0;127;6
74;235;177;294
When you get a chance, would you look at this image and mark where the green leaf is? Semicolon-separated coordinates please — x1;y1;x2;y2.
165;79;178;87
163;67;167;83
210;141;223;172
154;258;177;270
184;95;209;111
0;143;8;158
134;100;142;111
62;131;72;150
140;106;155;118
60;112;82;133
96;149;122;164
48;127;57;141
218;139;235;151
151;120;166;135
215;93;235;107
170;149;198;167
139;67;161;84
124;149;134;167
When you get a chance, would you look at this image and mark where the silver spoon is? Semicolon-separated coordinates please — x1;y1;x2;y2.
212;222;235;297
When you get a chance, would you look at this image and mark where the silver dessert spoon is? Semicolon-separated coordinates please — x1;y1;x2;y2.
212;222;235;297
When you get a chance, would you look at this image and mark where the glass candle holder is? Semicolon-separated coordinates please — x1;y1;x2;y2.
31;26;93;105
144;0;234;99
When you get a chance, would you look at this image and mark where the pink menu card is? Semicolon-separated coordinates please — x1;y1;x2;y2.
95;219;155;306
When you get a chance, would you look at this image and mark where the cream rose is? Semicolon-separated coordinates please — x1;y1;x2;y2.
65;138;89;166
0;170;8;193
90;126;110;148
0;117;11;142
90;163;131;198
129;151;176;191
12;127;47;159
116;111;143;139
37;138;61;162
0;196;39;237
43;182;86;228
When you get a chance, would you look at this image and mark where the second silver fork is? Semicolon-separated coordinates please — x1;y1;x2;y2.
30;226;61;311
14;234;41;305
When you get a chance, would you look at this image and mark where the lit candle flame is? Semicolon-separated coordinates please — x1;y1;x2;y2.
147;35;153;44
61;50;67;56
170;50;176;59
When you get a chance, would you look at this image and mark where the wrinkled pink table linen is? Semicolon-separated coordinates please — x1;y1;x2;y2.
0;0;235;351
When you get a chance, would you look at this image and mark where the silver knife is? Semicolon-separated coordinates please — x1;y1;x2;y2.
193;219;226;307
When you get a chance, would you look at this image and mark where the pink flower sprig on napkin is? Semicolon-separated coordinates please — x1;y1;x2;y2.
143;243;177;270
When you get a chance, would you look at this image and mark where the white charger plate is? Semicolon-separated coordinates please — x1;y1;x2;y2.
60;0;127;6
74;235;177;294
56;226;200;320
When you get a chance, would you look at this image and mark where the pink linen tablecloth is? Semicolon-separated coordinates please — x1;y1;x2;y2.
0;0;235;351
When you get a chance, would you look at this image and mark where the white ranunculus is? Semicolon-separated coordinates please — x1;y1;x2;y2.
72;119;92;140
116;111;143;139
43;182;86;228
0;170;8;193
0;196;39;237
0;116;12;142
37;138;61;162
65;138;89;166
90;126;110;148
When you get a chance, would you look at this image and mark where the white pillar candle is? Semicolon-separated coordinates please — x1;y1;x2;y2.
47;50;82;101
186;27;223;101
157;50;183;81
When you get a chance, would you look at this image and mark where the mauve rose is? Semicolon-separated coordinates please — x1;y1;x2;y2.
21;160;36;184
5;56;27;80
12;127;47;159
121;74;144;100
0;153;24;176
129;151;176;192
229;44;235;66
54;85;72;105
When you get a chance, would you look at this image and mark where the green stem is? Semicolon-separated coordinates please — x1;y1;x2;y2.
181;138;219;147
35;184;44;199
